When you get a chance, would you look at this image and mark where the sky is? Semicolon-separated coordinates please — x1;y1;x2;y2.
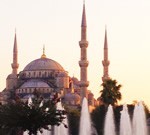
0;0;150;108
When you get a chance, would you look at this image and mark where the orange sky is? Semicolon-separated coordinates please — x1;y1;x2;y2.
0;0;150;108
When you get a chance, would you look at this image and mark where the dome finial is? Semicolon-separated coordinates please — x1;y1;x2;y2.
41;45;46;58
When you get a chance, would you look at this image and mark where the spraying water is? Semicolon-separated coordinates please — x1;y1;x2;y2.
120;104;132;135
132;102;148;135
54;101;69;135
79;98;92;135
104;105;116;135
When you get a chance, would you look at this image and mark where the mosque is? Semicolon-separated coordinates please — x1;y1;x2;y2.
0;3;110;108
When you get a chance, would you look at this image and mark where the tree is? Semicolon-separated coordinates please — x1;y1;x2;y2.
100;79;122;106
91;105;107;135
67;108;80;135
0;93;67;135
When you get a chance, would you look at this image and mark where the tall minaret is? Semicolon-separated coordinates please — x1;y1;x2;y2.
79;2;89;100
11;32;19;75
6;32;19;90
102;28;110;81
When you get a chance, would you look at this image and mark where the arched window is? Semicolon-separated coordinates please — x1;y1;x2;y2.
34;72;36;77
45;72;47;77
39;72;41;77
29;72;31;78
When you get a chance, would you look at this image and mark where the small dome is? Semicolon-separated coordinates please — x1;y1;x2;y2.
7;73;17;79
23;57;64;71
71;77;79;82
71;77;80;85
64;93;80;102
58;72;68;77
20;79;50;88
73;93;81;101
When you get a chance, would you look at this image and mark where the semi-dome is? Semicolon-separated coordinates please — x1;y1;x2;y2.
23;57;64;71
64;93;80;103
20;79;50;88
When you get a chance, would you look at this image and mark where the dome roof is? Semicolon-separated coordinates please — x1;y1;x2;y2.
23;57;64;71
64;93;80;102
20;79;50;88
58;72;68;77
71;77;79;82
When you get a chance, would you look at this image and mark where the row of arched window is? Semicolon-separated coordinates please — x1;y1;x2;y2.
19;70;60;79
16;88;52;94
22;71;55;78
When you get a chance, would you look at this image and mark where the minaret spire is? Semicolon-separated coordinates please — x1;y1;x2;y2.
11;31;19;75
79;2;89;100
81;1;86;28
104;27;108;49
102;27;110;81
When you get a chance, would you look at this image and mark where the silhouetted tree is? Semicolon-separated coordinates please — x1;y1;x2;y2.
0;93;66;135
67;108;80;135
91;105;107;135
100;79;122;106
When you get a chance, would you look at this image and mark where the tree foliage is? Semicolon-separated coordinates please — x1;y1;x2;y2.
100;79;122;106
67;108;80;135
91;105;107;135
0;93;66;135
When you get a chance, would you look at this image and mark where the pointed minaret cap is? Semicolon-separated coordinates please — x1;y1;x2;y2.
41;45;46;58
11;30;19;75
81;1;87;27
14;31;18;53
104;26;108;49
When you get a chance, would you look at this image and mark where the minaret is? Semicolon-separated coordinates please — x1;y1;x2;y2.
6;32;19;90
79;2;89;100
102;28;110;81
11;32;19;75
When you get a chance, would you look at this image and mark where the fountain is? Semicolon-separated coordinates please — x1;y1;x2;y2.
104;105;116;135
132;102;148;135
54;101;69;135
120;104;132;135
24;97;149;135
103;102;148;135
79;97;92;135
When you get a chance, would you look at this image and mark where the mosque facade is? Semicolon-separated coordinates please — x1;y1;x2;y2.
0;3;109;108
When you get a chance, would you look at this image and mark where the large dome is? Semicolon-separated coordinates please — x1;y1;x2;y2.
23;57;64;71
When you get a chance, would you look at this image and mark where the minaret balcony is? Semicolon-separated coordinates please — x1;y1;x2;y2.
79;41;88;48
79;60;89;67
102;60;110;66
79;81;89;87
11;63;19;68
